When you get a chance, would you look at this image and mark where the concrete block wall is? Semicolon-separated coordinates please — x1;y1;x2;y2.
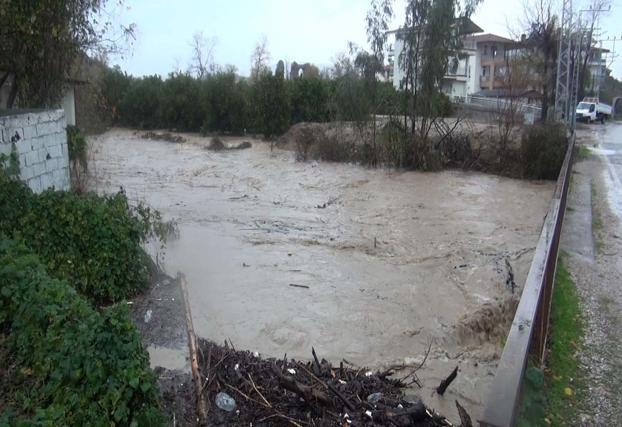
0;109;70;192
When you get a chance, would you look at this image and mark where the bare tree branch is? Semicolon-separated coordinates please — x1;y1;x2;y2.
188;32;217;79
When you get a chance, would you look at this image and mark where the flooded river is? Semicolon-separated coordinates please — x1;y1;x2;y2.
89;128;554;420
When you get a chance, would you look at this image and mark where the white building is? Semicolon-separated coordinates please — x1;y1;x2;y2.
462;33;520;95
586;47;609;95
387;19;484;100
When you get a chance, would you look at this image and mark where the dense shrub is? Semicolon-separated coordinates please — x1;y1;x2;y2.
0;238;163;425
202;71;251;134
98;65;409;138
0;172;168;304
99;65;133;123
289;77;331;123
66;125;87;165
120;75;164;129
66;125;89;192
433;91;453;118
521;123;568;179
332;74;372;122
161;73;204;131
253;72;291;138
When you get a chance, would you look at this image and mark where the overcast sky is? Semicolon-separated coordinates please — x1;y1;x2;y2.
110;0;622;79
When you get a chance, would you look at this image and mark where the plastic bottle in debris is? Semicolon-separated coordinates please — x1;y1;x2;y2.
367;392;383;404
215;392;236;412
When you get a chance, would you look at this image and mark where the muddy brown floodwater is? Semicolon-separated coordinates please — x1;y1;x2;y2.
89;128;554;422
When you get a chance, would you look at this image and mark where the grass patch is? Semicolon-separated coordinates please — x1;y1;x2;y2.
545;259;585;424
519;259;585;426
590;181;604;252
577;145;591;160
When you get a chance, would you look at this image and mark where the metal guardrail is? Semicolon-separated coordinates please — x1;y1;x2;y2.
463;95;543;116
479;131;576;427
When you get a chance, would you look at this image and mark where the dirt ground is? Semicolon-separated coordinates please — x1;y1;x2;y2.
88;128;554;423
561;123;622;425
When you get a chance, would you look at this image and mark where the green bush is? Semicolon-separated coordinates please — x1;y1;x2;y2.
161;73;204;131
0;173;166;304
333;74;371;122
521;124;568;180
99;66;133;124
66;125;87;168
434;91;453;117
120;75;164;129
289;77;331;123
202;71;251;134
0;238;163;426
253;72;291;138
97;65;407;138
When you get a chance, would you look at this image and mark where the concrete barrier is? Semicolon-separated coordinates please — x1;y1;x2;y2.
479;132;575;426
0;109;70;192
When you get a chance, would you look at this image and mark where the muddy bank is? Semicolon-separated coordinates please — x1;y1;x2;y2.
89;128;554;422
127;267;196;425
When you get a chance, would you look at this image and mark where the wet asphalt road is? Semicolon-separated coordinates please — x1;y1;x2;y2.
586;121;622;219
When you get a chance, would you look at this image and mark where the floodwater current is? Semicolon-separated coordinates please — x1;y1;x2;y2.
89;128;554;421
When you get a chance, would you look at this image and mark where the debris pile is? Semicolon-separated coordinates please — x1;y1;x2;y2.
196;340;458;426
206;137;252;151
207;137;226;150
141;131;186;143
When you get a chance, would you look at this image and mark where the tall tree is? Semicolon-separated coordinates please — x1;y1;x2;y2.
520;0;558;121
0;0;133;108
577;0;611;100
397;0;481;168
189;32;217;79
365;0;394;166
253;71;290;138
250;36;271;82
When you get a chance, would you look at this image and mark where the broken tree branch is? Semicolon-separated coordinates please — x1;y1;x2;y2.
273;363;332;406
436;366;458;396
455;400;473;427
180;274;208;423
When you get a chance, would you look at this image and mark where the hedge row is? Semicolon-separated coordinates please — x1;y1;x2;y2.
0;238;163;425
0;172;165;305
99;67;405;137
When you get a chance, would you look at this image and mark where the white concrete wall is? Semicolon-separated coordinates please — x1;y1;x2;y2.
392;38;406;89
467;54;479;95
0;109;70;193
61;86;76;126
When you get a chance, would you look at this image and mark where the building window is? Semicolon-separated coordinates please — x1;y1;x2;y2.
491;45;498;57
484;45;488;55
482;65;489;76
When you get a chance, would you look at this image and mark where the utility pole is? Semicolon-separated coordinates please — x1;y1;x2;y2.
567;4;613;131
555;0;573;123
560;2;612;131
569;16;583;132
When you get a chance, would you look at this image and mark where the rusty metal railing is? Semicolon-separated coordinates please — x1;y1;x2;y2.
479;132;576;427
